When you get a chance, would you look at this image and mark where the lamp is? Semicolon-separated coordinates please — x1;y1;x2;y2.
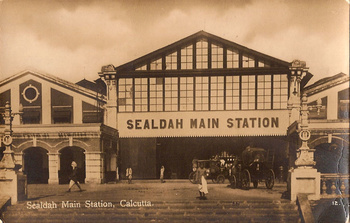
0;101;23;169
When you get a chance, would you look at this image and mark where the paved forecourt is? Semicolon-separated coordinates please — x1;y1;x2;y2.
2;180;300;222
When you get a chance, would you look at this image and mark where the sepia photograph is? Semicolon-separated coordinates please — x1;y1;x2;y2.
0;0;349;222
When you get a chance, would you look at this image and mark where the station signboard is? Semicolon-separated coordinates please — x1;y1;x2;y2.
118;110;289;138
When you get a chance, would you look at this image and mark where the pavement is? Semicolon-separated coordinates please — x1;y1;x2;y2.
1;180;298;223
24;179;289;202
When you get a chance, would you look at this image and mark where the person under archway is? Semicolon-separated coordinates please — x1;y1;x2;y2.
67;161;82;192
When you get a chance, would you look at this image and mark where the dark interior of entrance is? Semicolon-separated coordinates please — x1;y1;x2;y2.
24;147;49;184
315;142;349;174
59;147;85;184
156;136;288;179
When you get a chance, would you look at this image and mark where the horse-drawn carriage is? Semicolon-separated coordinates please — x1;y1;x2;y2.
189;155;235;184
229;147;275;190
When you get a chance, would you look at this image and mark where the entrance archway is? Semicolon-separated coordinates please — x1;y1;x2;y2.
154;136;287;179
23;147;49;184
59;146;85;184
315;142;349;174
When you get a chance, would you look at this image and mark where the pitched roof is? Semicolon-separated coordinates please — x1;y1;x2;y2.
0;70;106;101
114;30;291;73
76;78;106;95
303;72;349;96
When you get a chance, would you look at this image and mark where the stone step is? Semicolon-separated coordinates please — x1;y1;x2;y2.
4;215;300;223
4;199;299;222
4;209;300;222
7;200;297;209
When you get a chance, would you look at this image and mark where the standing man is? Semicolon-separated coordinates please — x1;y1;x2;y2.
160;166;165;183
67;161;82;192
196;163;209;200
126;167;132;184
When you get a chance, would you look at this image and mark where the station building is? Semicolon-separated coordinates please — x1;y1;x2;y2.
0;71;118;184
1;31;348;183
98;31;319;180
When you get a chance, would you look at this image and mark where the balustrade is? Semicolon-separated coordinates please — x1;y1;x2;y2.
321;173;349;198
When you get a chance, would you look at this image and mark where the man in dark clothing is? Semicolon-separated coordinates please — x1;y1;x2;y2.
67;161;82;192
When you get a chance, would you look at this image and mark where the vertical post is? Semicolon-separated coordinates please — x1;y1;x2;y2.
288;61;321;201
99;65;118;129
0;102;16;169
85;152;104;184
48;153;60;184
0;101;27;204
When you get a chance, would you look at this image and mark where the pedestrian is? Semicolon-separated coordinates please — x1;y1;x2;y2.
196;163;209;200
160;166;165;183
67;161;82;192
126;167;132;184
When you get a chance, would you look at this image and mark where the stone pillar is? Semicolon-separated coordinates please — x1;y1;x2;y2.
48;153;60;184
290;168;320;201
73;98;82;124
0;102;27;204
85;152;104;184
289;93;321;201
288;60;308;125
0;170;27;204
99;65;118;129
42;84;51;124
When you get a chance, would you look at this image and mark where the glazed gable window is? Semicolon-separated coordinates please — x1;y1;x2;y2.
181;45;193;70
338;88;349;119
273;74;288;109
82;101;104;123
0;90;11;125
195;76;209;111
118;78;133;112
225;76;240;110
196;40;208;69
51;88;73;124
179;77;194;111
134;78;148;112
149;78;163;111
164;77;178;111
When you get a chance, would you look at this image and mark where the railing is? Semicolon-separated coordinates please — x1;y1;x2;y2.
321;173;349;198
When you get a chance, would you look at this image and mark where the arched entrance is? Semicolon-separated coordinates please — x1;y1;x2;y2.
315;142;349;174
23;147;49;184
59;146;85;184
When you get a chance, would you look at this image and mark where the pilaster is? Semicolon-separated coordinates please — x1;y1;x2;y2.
99;65;118;129
85;152;104;184
48;153;60;184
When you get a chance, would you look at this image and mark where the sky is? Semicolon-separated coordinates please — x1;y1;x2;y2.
0;0;348;86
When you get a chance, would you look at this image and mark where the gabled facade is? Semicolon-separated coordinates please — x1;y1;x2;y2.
0;70;118;184
99;31;312;179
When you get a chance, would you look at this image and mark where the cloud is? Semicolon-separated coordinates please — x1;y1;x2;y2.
0;0;348;84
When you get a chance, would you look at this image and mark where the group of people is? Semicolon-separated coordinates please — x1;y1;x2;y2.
125;165;166;184
66;162;209;200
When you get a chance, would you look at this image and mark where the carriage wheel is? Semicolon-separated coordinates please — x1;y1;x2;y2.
265;169;275;189
212;178;218;183
253;180;258;188
217;174;225;184
189;172;196;184
230;175;237;189
241;169;251;190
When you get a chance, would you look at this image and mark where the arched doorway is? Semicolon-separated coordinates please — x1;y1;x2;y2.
315;142;349;174
59;146;85;184
23;147;49;184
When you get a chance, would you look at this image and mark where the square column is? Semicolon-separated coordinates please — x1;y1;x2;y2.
48;153;60;184
85;152;104;184
0;170;27;204
290;167;320;201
